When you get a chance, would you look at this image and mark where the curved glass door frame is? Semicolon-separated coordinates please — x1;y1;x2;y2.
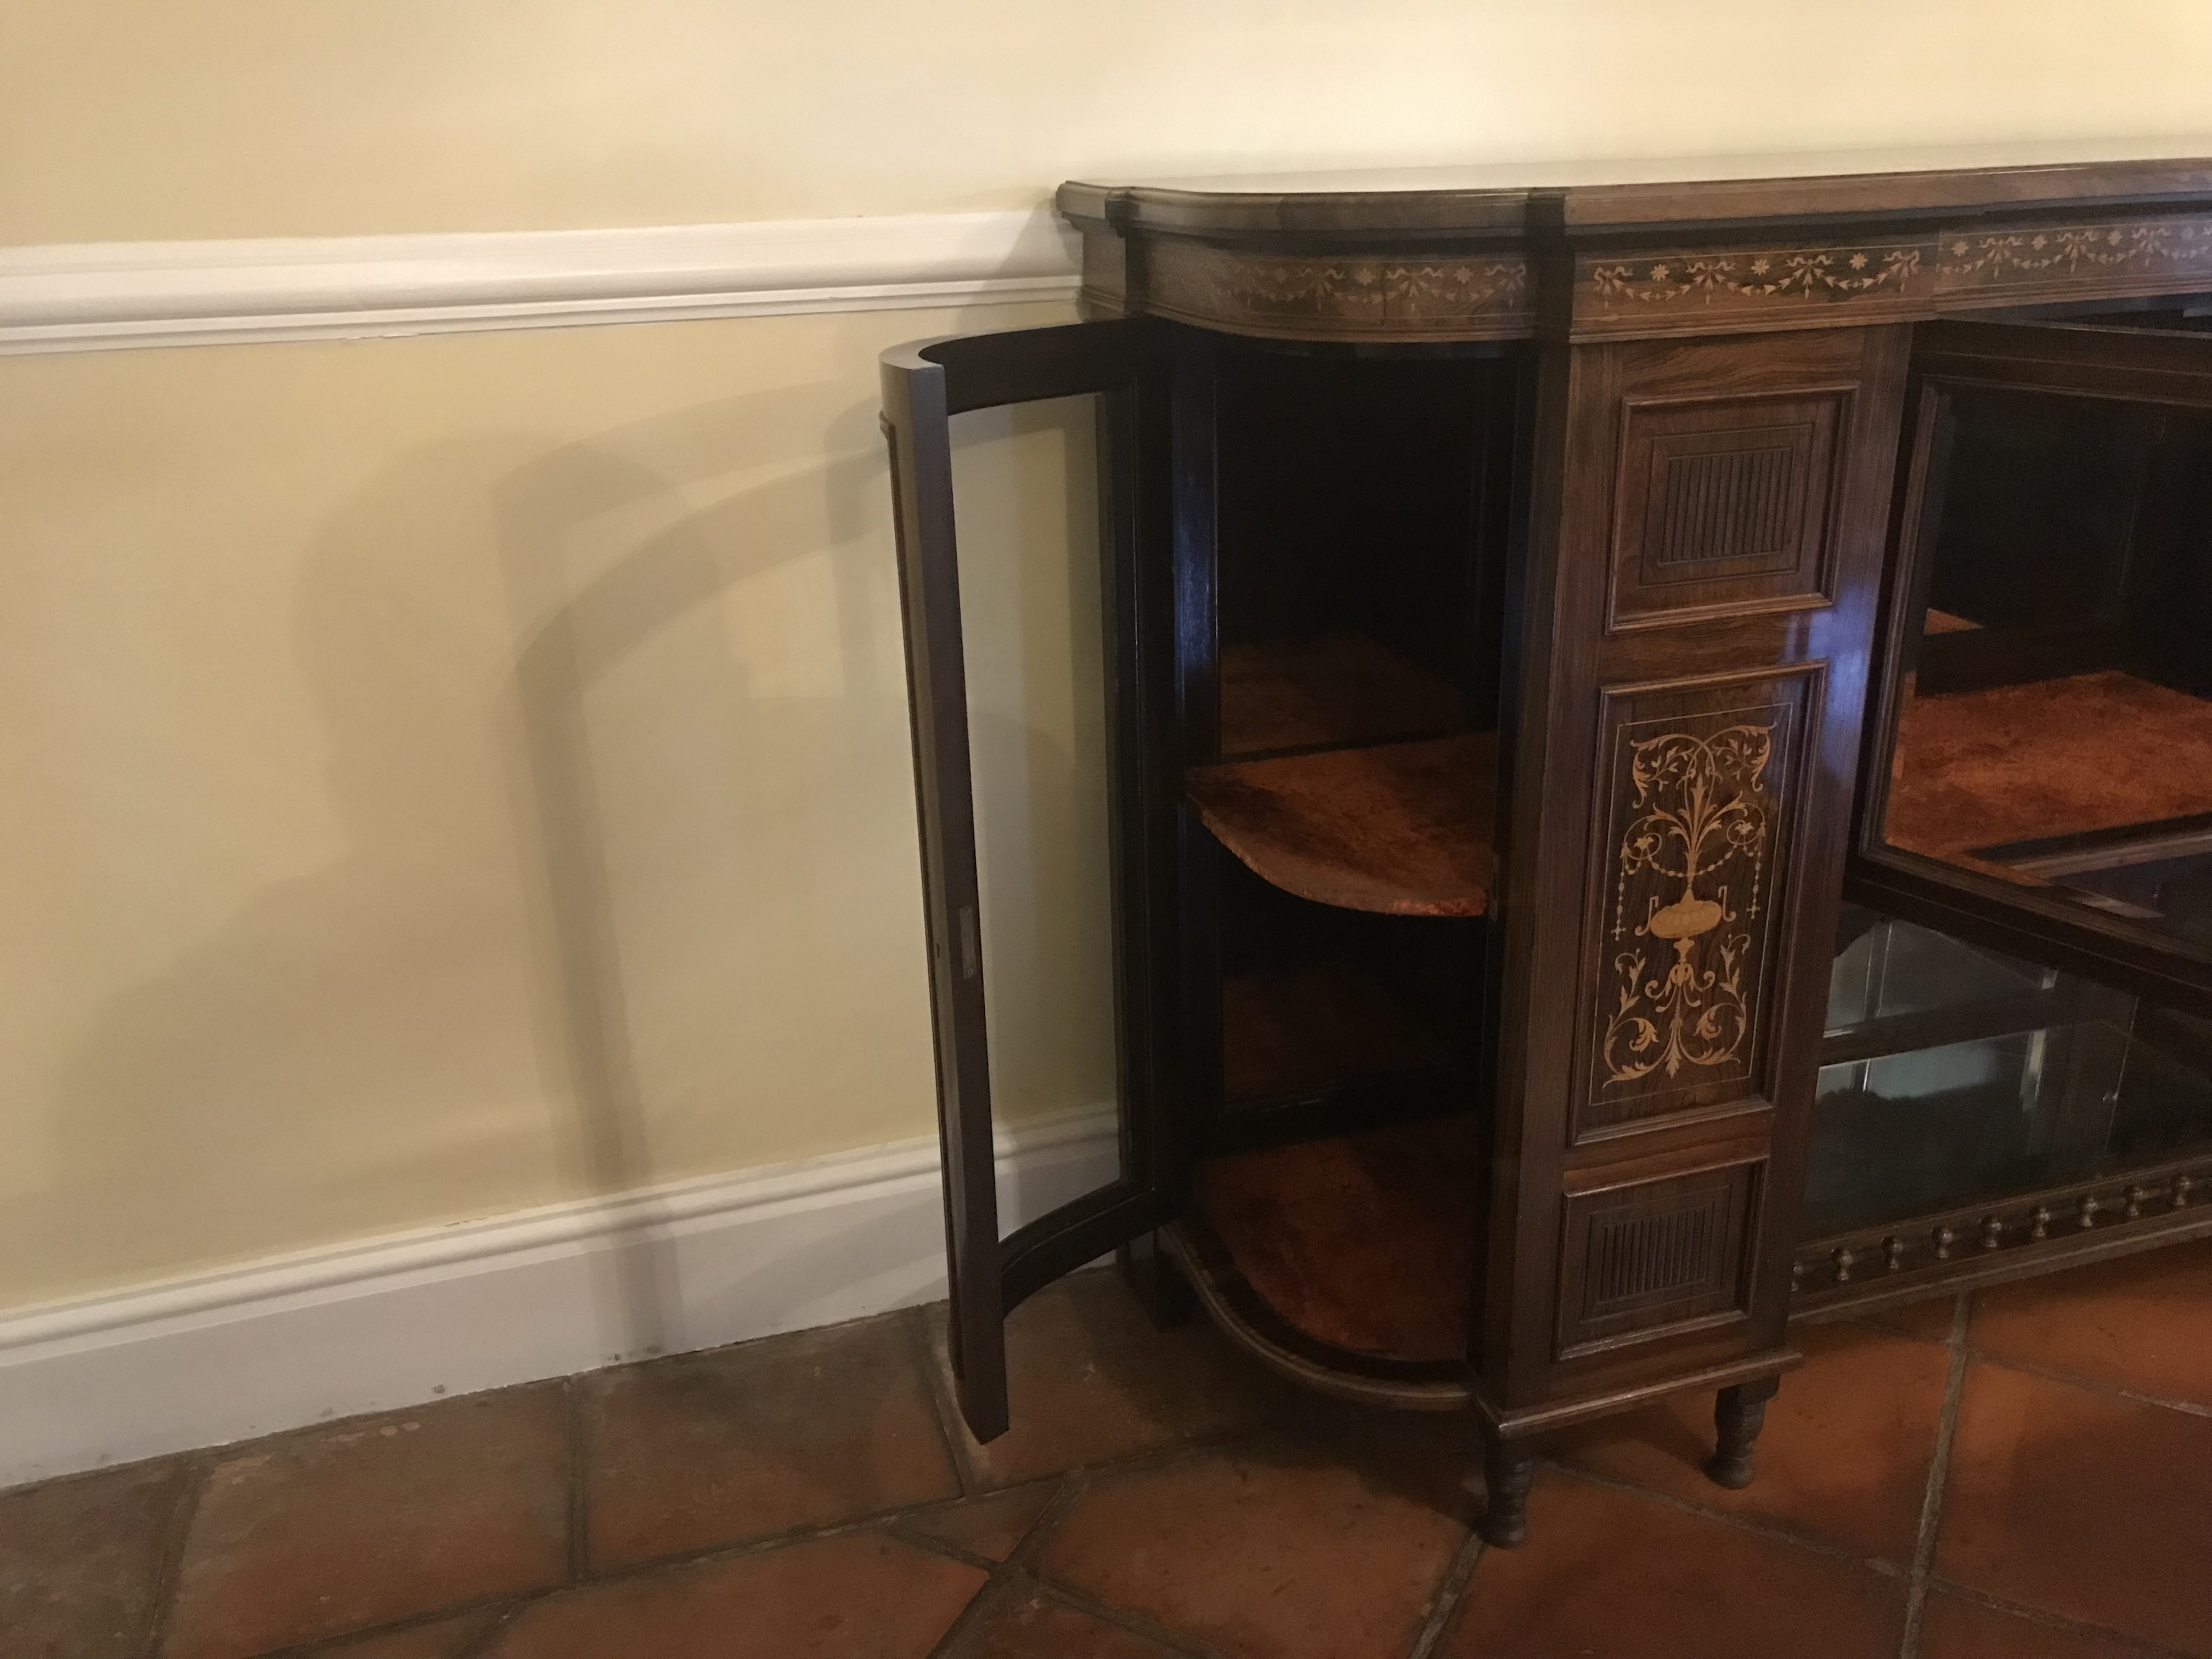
1850;319;2212;1016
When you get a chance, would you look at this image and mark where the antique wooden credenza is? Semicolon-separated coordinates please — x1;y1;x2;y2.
880;143;2212;1545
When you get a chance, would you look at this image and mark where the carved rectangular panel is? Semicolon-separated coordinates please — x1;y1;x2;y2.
1557;1161;1760;1357
1575;670;1819;1137
1609;392;1844;629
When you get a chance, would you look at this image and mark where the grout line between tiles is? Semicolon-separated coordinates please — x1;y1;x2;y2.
1897;1293;1973;1659
261;1594;519;1659
140;1451;211;1659
1539;1458;1907;1577
981;1465;1233;1659
996;1470;1082;1574
910;1303;984;1498
458;1430;1267;1633
1403;1527;1487;1659
450;1603;526;1659
1019;1568;1234;1659
562;1375;591;1583
1962;1348;2212;1419
916;1561;1018;1658
884;1475;1067;1576
1924;1576;2210;1659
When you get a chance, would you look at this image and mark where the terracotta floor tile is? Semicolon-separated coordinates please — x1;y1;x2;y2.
583;1311;957;1570
1938;1362;2212;1655
481;1531;985;1659
1033;1440;1466;1659
901;1482;1059;1562
315;1607;507;1659
1439;1471;1905;1659
160;1386;569;1659
1918;1590;2169;1659
939;1582;1189;1659
1969;1237;2212;1408
944;1270;1300;1488
0;1458;193;1659
1549;1321;1950;1560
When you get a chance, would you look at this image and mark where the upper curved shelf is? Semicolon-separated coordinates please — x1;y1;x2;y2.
1188;731;1497;918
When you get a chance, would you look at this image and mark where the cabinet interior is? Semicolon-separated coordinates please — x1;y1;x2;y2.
1179;339;1518;1368
1176;314;2212;1363
1880;322;2212;955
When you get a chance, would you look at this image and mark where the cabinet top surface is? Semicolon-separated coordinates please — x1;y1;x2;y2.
1060;138;2212;235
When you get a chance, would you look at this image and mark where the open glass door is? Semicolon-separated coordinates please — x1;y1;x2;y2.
881;319;1182;1440
1854;318;2212;1015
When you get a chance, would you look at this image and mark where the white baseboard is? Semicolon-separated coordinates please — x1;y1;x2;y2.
0;208;1084;355
0;1109;1119;1488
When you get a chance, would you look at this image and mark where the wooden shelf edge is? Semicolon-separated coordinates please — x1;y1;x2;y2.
1188;732;1498;917
1161;1216;1474;1412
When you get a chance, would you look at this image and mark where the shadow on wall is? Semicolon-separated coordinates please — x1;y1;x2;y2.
42;302;1118;1357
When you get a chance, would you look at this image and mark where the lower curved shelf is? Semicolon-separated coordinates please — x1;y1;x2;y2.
1164;1118;1483;1411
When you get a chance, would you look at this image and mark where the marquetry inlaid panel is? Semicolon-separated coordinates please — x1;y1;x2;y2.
1574;672;1818;1137
1557;1161;1759;1356
1569;215;2212;338
1572;240;1937;338
1933;216;2212;308
1610;392;1845;628
1140;241;1534;342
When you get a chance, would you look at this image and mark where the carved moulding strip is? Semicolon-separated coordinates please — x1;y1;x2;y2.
1932;215;2212;306
1141;240;1534;341
1577;674;1815;1138
1791;1155;2212;1308
1574;240;1936;336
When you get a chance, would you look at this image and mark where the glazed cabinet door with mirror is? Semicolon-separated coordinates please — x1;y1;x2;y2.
1800;313;2212;1308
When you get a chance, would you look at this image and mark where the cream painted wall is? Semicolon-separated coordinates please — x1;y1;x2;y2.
0;298;1117;1306
5;1;2212;242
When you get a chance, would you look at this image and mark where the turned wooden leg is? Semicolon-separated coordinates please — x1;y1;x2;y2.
1477;1436;1538;1548
1116;1231;1198;1330
1705;1376;1782;1489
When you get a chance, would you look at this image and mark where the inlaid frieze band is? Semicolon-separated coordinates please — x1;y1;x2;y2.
1933;216;2212;303
1589;246;1927;307
1142;241;1533;340
1573;242;1935;336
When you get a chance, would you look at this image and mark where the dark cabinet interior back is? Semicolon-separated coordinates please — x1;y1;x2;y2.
1214;343;1522;745
1194;338;1522;1155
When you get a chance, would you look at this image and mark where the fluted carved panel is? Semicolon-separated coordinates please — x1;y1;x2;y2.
1558;1162;1759;1356
1652;445;1796;568
1610;391;1845;629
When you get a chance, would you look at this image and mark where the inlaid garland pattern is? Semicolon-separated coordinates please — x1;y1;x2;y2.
1935;218;2212;292
1585;246;1928;313
1146;244;1532;334
1599;722;1776;1090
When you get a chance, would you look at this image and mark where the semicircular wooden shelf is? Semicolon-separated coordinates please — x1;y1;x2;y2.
1161;1119;1480;1409
1186;732;1497;916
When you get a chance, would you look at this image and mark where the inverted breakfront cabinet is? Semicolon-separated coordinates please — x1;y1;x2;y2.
881;146;2212;1546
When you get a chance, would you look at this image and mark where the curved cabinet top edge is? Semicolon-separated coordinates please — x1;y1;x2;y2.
1059;142;2212;241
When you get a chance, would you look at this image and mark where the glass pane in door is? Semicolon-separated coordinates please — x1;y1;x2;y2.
1874;382;2212;956
1806;910;2212;1237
